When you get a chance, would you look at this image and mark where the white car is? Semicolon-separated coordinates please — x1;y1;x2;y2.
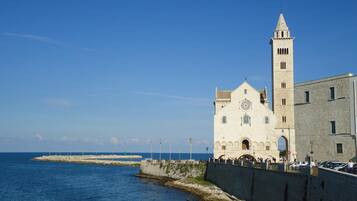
290;161;308;168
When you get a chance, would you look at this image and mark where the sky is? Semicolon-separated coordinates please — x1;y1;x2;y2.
0;0;356;153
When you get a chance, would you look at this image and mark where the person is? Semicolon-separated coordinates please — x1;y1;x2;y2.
310;160;316;168
347;160;354;173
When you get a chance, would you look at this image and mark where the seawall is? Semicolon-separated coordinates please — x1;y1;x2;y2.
34;155;141;166
139;160;206;179
206;161;357;201
139;160;239;201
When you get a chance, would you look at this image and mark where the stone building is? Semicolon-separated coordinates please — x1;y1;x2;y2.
213;13;356;162
213;14;296;161
295;73;357;162
214;82;280;160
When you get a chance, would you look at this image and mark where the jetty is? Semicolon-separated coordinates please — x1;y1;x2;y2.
138;160;241;201
33;154;142;166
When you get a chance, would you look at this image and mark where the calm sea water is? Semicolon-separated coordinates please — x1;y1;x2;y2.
0;153;209;201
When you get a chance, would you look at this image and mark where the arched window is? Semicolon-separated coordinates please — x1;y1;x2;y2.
242;140;250;150
243;114;251;125
222;116;227;124
265;116;269;124
281;31;284;37
287;48;289;54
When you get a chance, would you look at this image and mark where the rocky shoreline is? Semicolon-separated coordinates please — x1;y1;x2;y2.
33;155;142;166
137;173;241;201
33;156;242;201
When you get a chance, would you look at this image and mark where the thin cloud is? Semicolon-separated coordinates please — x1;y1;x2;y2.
2;32;67;46
35;133;43;141
110;137;120;145
131;91;210;102
130;138;140;143
2;32;96;52
45;98;73;109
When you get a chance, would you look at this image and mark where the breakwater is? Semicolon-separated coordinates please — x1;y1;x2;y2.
206;161;357;201
139;160;240;201
140;160;206;179
34;155;142;166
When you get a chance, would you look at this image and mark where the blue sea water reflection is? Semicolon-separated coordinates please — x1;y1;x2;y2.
0;153;207;201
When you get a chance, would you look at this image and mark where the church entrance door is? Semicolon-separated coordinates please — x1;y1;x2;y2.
278;136;288;161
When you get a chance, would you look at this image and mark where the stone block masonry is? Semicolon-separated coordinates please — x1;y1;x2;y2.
206;162;307;201
139;160;206;180
206;161;357;201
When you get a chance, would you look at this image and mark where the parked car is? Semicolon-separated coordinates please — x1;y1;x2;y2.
321;161;340;169
290;161;308;168
318;161;328;168
333;163;347;171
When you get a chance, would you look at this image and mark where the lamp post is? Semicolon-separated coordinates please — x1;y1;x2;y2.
206;147;209;159
310;141;314;162
179;148;181;160
189;138;192;161
169;144;172;161
159;139;162;160
150;139;153;159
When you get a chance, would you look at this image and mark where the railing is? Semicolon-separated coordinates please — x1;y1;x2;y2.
208;158;310;174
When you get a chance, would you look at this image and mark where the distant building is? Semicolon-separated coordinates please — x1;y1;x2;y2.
295;73;357;162
213;14;296;161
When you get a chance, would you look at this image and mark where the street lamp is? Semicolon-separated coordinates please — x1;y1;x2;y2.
206;147;209;159
310;141;314;162
169;144;172;161
189;138;192;161
159;139;162;160
149;139;153;159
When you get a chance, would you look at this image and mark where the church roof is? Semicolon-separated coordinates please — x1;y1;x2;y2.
275;13;289;31
216;90;231;100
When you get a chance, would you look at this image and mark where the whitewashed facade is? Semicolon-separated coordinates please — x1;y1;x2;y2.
214;82;280;160
213;14;296;161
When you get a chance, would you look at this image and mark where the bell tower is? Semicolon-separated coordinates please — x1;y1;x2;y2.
271;13;296;161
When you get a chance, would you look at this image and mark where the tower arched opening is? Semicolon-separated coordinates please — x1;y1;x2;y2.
278;136;288;160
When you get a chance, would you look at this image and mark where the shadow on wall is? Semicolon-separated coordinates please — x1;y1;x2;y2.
205;162;357;201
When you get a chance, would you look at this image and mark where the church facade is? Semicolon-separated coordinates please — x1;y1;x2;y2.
213;14;297;162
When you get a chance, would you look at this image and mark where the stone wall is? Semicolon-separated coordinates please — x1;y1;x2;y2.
294;74;357;162
309;167;357;201
139;160;206;180
206;162;357;201
206;162;307;201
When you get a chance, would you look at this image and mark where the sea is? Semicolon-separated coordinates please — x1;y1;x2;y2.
0;152;210;201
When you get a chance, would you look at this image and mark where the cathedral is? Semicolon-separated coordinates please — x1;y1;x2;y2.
213;14;297;162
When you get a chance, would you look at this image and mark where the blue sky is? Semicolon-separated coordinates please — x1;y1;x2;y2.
0;1;356;152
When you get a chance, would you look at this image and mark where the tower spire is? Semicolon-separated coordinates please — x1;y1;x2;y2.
273;13;291;39
275;13;289;31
